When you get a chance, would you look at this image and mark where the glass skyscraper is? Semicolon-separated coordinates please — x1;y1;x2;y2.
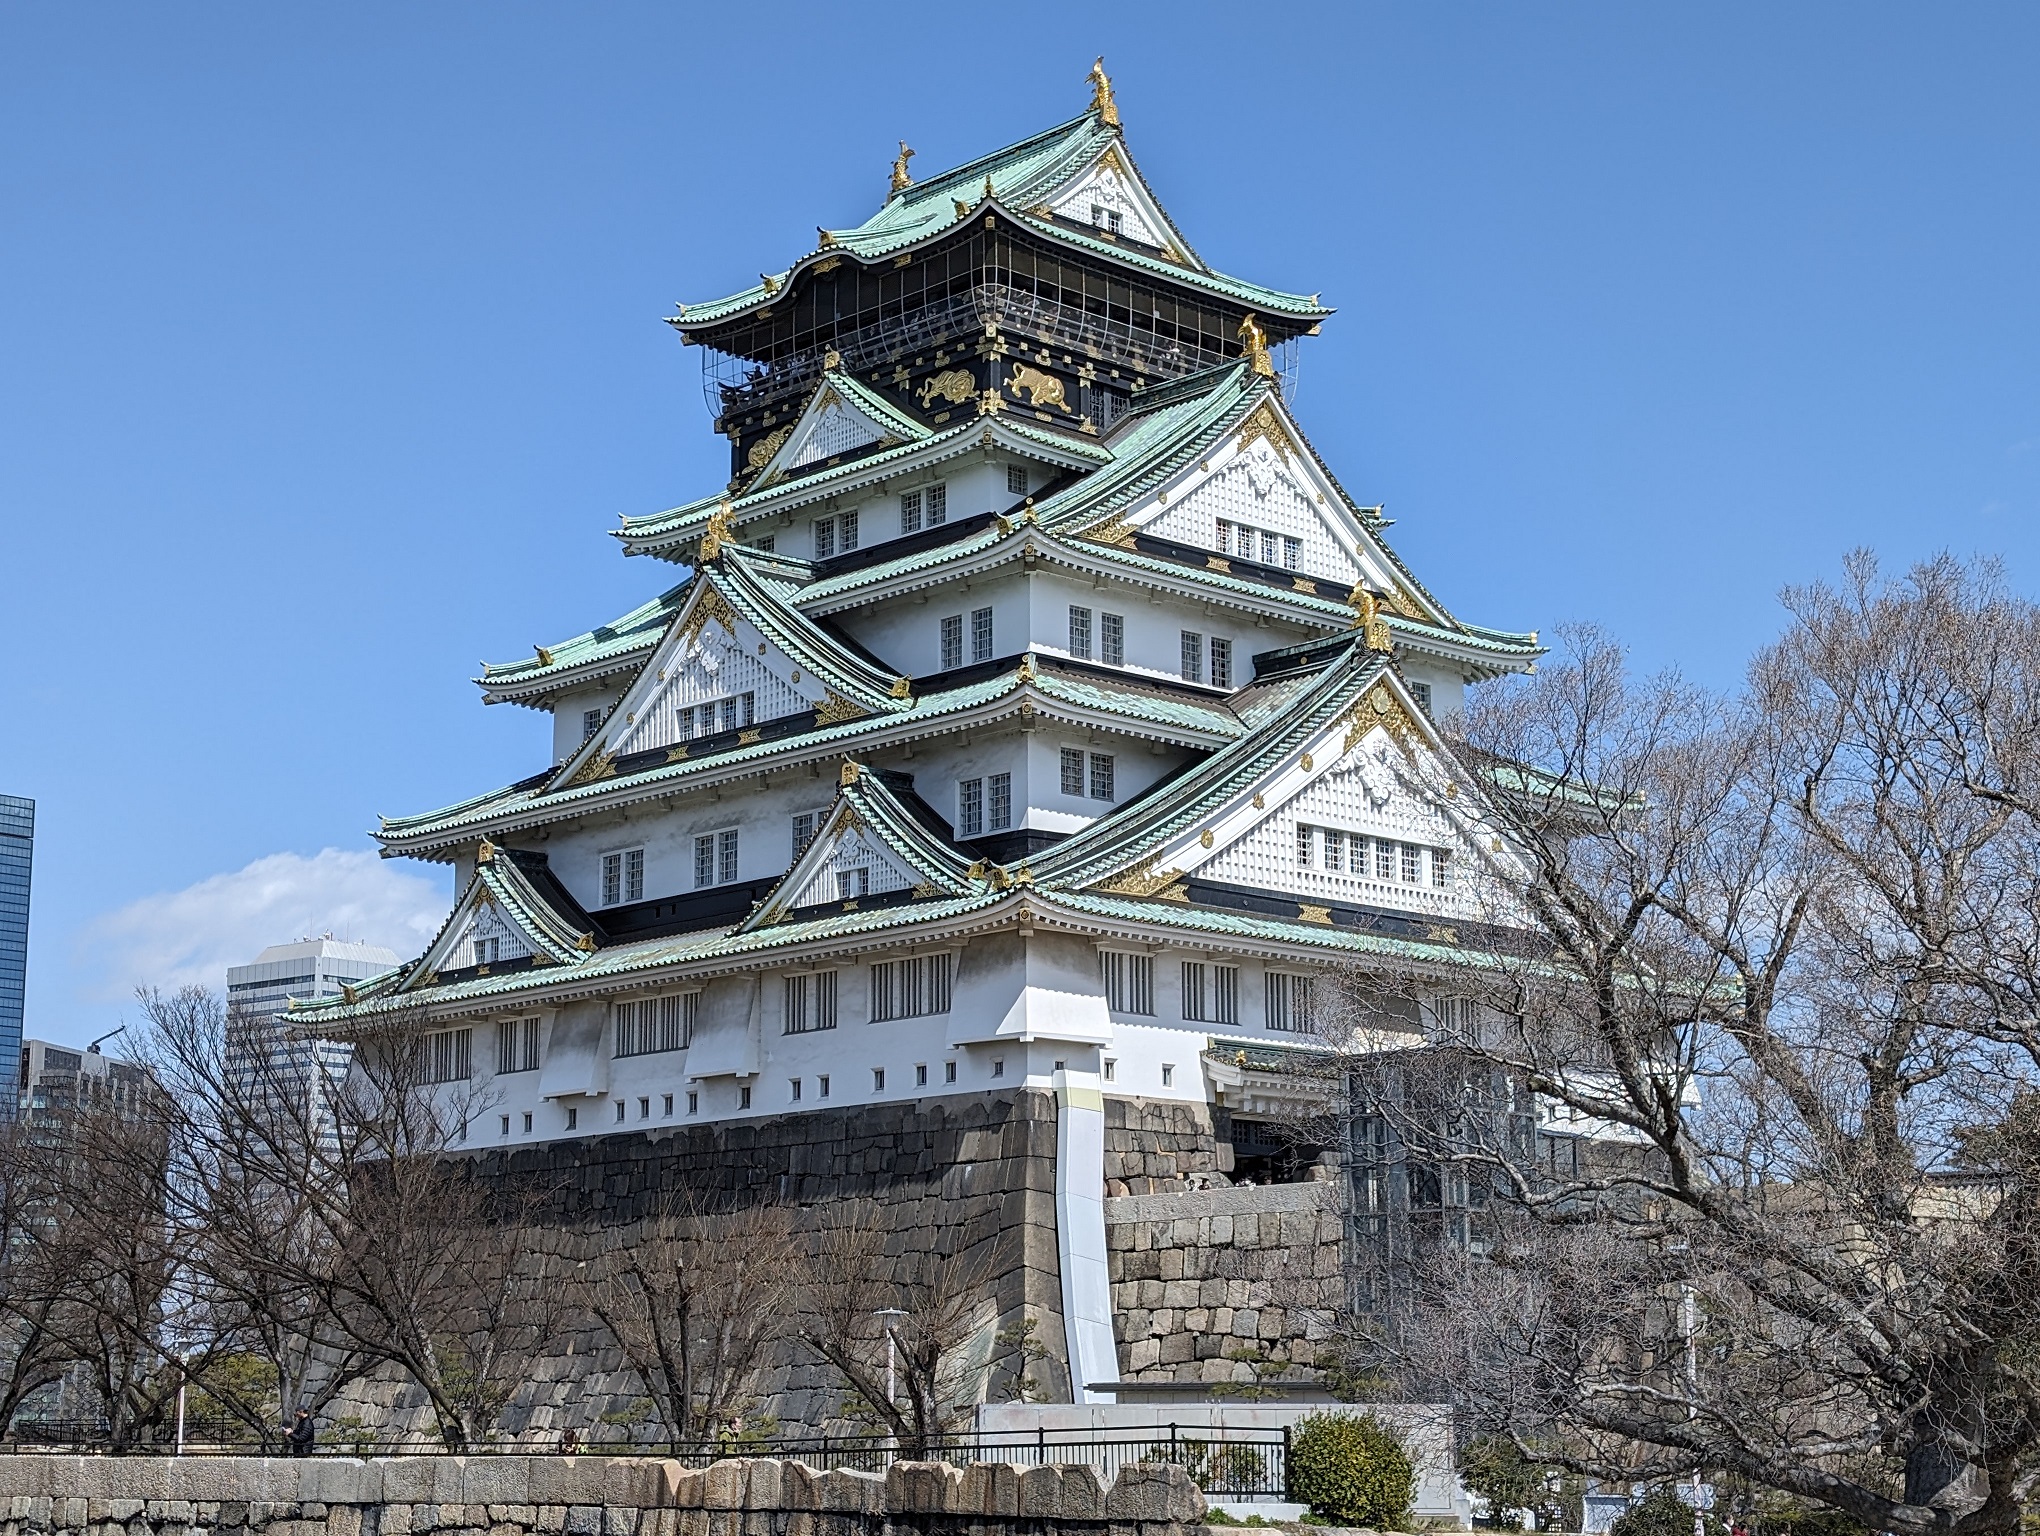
0;795;32;1119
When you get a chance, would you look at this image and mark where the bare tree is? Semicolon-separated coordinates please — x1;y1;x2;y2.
576;1194;797;1444
0;1119;79;1435
1330;555;2040;1536
791;1201;1010;1454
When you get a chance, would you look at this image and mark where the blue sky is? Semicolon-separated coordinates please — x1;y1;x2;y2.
4;4;2037;1048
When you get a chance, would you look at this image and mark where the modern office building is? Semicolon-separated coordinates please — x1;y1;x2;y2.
225;937;399;1140
0;795;32;1120
16;1036;151;1137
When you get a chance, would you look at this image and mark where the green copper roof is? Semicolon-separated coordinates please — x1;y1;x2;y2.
672;112;1328;331
477;577;692;700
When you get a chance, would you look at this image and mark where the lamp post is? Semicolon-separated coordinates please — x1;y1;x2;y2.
875;1308;908;1447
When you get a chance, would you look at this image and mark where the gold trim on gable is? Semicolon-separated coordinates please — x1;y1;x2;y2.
1236;401;1294;461
1094;856;1189;899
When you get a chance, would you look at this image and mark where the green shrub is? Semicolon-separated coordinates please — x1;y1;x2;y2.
1286;1411;1415;1528
1610;1487;1722;1536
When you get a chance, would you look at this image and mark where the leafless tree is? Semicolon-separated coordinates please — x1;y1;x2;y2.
574;1194;798;1444
791;1201;1011;1453
0;1119;78;1435
1327;555;2040;1536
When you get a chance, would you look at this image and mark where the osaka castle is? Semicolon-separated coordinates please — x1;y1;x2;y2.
300;65;1539;1403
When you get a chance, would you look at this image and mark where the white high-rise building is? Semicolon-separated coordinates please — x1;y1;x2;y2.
226;938;398;1139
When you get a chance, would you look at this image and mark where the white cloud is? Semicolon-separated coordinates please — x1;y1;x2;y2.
80;849;449;1000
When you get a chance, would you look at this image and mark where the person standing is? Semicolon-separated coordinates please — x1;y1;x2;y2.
286;1410;316;1458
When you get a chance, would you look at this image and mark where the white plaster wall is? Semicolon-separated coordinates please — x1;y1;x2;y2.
791;459;1019;562
1024;568;1304;687
831;569;1030;679
549;683;626;764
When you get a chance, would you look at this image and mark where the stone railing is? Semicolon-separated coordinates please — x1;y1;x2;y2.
0;1455;1205;1536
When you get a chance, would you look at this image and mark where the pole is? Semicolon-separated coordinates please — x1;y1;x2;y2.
175;1369;187;1457
1684;1284;1703;1536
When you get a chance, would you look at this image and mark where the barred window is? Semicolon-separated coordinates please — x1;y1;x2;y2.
1266;972;1316;1033
1089;753;1115;802
582;708;603;742
1210;637;1232;690
1007;464;1028;496
1179;962;1239;1024
1296;825;1313;867
1322;828;1345;874
424;1028;472;1084
836;867;869;899
601;848;644;907
495;1017;540;1074
718;828;739;884
940;614;963;670
1101;950;1154;1015
988;772;1012;832
1431;848;1451;889
1374;838;1395;880
1402;842;1421;884
1068;605;1093;659
792;811;821;859
1061;747;1086;796
616;992;694;1057
900;489;923;533
813;510;858;557
1180;631;1204;683
926;483;946;524
1409;680;1433;714
695;829;739;888
958;777;984;837
971;607;994;663
1100;612;1125;665
783;971;839;1034
871;954;954;1021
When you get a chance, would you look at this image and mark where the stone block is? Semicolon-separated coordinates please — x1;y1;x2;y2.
1015;1466;1063;1521
810;1471;882;1516
534;1509;565;1534
1105;1465;1203;1524
1054;1464;1108;1521
327;1511;364;1536
1128;1338;1161;1371
379;1505;413;1536
376;1465;436;1506
883;1462;959;1515
1162;1280;1199;1309
699;1463;747;1512
1158;1332;1196;1365
602;1506;637;1536
775;1462;818;1513
562;1506;600;1536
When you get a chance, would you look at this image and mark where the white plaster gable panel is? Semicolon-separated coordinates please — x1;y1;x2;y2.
442;899;536;970
606;615;805;758
787;819;921;908
1139;436;1361;587
1048;156;1171;252
792;392;887;468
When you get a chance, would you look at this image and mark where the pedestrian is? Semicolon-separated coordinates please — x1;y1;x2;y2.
561;1427;580;1457
286;1410;315;1459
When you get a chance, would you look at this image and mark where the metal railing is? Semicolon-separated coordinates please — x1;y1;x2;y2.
1;1423;1291;1499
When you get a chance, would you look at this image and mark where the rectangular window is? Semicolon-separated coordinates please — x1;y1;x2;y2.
784;971;839;1033
900;489;923;533
870;954;955;1021
662;1093;673;1116
873;1068;886;1092
1180;631;1204;683
423;1028;472;1084
1060;747;1086;796
1210;637;1232;690
1375;838;1395;880
615;992;693;1057
719;828;739;885
792;811;821;859
1007;464;1028;496
566;1106;578;1130
1431;848;1451;889
1100;612;1124;665
615;1100;626;1123
1178;962;1238;1024
582;708;603;742
739;1084;752;1109
1068;605;1093;660
1089;752;1115;801
925;483;945;524
836;866;870;899
988;772;1011;832
474;935;500;965
687;1091;698;1114
695;834;714;888
992;1058;1005;1078
1214;965;1240;1025
1409;680;1433;713
945;1060;957;1083
814;516;836;559
1101;950;1155;1015
1402;842;1421;884
523;1111;533;1132
941;614;964;670
1283;536;1300;569
601;848;644;907
971;607;994;663
1267;971;1317;1033
1181;961;1206;1022
756;534;774;552
496;1017;540;1074
1297;825;1314;868
813;510;857;556
790;1078;802;1102
1323;828;1345;874
500;1114;510;1136
958;778;984;837
915;1063;928;1087
1103;1058;1116;1082
818;1074;829;1099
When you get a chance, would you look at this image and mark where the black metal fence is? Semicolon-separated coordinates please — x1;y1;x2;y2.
1;1423;1290;1500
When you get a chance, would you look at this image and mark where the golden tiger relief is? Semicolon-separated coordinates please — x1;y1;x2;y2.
746;426;792;470
916;368;976;408
1007;363;1067;411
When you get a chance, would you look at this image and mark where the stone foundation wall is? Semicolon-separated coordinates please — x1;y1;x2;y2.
1102;1101;1229;1196
1103;1184;1344;1386
332;1092;1066;1439
0;1457;1203;1536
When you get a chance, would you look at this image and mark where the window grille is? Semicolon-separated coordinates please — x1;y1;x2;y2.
958;778;984;837
602;849;644;907
1266;971;1316;1033
1007;464;1028;495
836;867;869;898
900;489;923;533
941;614;963;670
1180;962;1241;1025
475;936;500;965
1180;631;1203;683
1100;612;1124;665
926;483;945;524
1068;605;1092;659
871;954;954;1020
1101;950;1154;1015
988;772;1012;831
792;811;820;859
1375;838;1395;880
695;834;714;888
696;830;739;888
1210;637;1232;689
582;708;603;741
1060;747;1086;796
718;829;739;884
1089;752;1115;801
495;1017;540;1074
1409;680;1433;713
1402;842;1421;883
757;534;774;552
424;1028;472;1083
783;971;839;1033
615;992;694;1057
813;511;858;558
1296;825;1313;867
971;607;994;663
1431;849;1451;889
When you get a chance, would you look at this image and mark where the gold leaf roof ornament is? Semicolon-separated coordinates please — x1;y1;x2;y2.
890;675;912;700
746;425;791;472
953;198;971;219
476;837;496;865
822;347;842;370
760;272;781;295
817;227;838;248
341;982;358;1005
982;173;995;202
890;141;916;197
1087;57;1120;130
1238;312;1276;380
1352;588;1395;653
533;644;554;666
577;932;597;953
699;502;736;562
839;760;861;787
